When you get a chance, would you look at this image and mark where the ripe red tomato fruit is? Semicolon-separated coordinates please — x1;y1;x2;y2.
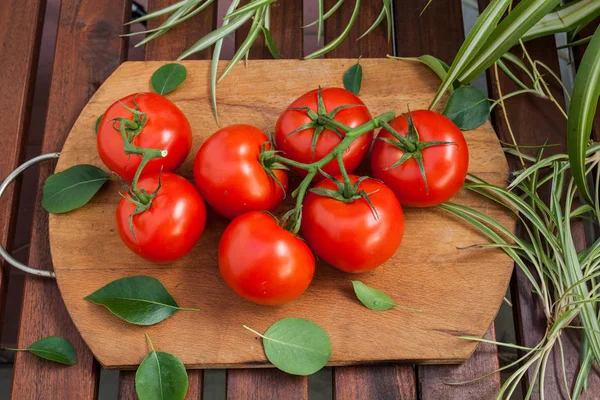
219;212;315;305
97;92;192;182
371;110;468;207
193;124;288;220
116;172;206;263
274;88;373;178
301;175;404;273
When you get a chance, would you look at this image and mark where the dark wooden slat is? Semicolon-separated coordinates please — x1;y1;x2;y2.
324;2;415;398
145;0;217;60
334;365;416;399
419;326;500;399
394;0;503;397
226;369;308;400
117;1;218;398
118;370;203;400
236;0;303;59
226;2;308;400
477;2;600;398
323;0;393;57
10;1;130;398
0;0;46;341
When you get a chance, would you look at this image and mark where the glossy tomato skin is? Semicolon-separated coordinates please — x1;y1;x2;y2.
97;93;192;182
275;88;373;178
301;175;404;273
193;124;288;220
371;110;469;207
116;172;206;263
219;212;315;305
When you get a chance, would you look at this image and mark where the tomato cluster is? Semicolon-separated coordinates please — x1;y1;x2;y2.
97;87;468;306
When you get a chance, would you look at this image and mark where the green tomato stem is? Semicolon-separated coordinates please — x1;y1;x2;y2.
118;120;167;205
272;111;395;233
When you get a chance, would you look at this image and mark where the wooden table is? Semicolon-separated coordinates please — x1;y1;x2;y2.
1;0;598;398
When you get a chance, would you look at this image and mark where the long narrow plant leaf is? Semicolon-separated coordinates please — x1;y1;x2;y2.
210;0;240;126
224;0;276;20
218;9;265;82
177;11;254;60
305;0;361;60
125;0;187;25
523;0;600;42
429;0;511;108
567;25;600;205
458;0;561;84
303;0;345;28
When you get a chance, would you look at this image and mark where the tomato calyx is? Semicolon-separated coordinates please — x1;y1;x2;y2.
378;109;456;193
110;98;148;144
285;86;366;161
119;169;163;241
309;170;380;220
258;141;289;197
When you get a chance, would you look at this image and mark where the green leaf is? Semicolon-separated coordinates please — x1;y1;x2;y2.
85;275;196;326
136;335;188;400
343;60;362;95
568;25;600;219
430;0;511;108
387;55;457;90
24;336;77;365
178;11;254;60
42;164;109;214
352;280;396;311
245;318;331;375
523;0;600;42
95;114;103;134
210;0;241;126
442;86;490;130
151;63;187;95
262;26;281;59
305;0;361;60
458;0;562;84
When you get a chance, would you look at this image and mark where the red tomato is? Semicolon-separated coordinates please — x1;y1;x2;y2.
371;110;468;207
219;212;315;305
301;175;404;273
97;93;192;182
274;88;373;178
193;124;288;220
116;172;206;263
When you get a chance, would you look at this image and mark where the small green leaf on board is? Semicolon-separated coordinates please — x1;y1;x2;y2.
42;164;109;214
352;280;396;310
352;281;422;312
244;318;331;375
442;85;490;130
136;335;188;400
151;63;187;95
95;114;103;134
343;59;363;95
3;336;78;365
85;275;198;326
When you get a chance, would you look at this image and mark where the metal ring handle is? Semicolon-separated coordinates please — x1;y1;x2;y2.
0;153;61;278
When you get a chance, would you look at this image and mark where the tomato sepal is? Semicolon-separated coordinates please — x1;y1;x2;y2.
378;109;457;193
284;86;367;161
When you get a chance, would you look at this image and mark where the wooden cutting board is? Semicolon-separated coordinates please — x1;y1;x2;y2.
49;59;513;370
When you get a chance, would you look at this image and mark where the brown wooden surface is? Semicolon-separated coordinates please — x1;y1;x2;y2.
0;0;46;342
334;365;417;399
48;59;512;370
10;0;130;398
